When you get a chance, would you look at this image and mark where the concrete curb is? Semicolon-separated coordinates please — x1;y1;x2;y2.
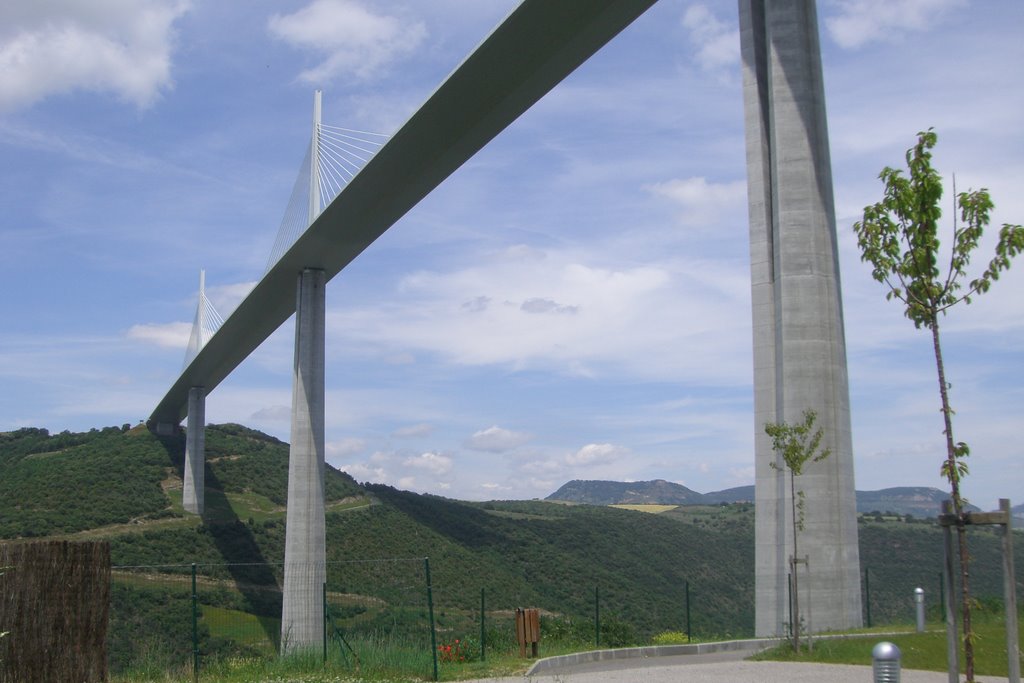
525;637;783;676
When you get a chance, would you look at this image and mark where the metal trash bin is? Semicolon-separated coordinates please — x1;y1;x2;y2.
873;641;901;683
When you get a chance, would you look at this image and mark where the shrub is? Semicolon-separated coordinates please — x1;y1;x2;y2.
652;630;689;645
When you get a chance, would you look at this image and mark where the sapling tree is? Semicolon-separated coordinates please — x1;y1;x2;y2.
765;408;831;653
853;129;1024;682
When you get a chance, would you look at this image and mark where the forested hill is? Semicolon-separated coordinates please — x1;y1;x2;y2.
0;423;754;636
545;478;705;505
1;423;1019;640
547;479;979;517
0;423;360;538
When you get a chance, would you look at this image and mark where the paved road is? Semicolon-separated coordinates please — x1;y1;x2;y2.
460;650;1004;683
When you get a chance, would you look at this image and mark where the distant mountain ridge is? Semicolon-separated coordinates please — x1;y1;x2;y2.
545;479;706;505
547;480;981;517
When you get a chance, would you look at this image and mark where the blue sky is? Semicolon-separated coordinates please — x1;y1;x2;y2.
1;0;1021;508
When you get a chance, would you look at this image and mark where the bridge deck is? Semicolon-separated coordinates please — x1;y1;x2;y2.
150;0;659;428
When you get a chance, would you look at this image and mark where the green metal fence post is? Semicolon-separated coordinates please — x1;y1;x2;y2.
595;585;600;648
480;587;486;662
865;569;872;628
323;582;328;664
425;558;438;682
685;580;691;642
191;562;199;683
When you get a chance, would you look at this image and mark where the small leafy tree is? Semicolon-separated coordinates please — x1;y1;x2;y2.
765;408;831;653
853;129;1024;682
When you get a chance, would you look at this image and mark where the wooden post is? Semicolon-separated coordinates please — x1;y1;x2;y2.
1000;499;1020;683
529;608;539;657
515;608;540;658
516;608;526;658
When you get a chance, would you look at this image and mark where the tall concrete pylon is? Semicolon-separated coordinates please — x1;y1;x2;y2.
182;386;206;515
280;267;327;652
738;0;862;636
281;90;326;652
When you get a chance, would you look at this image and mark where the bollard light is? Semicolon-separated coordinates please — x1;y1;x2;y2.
873;641;901;683
914;587;925;633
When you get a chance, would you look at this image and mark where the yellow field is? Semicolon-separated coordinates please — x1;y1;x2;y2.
609;504;678;514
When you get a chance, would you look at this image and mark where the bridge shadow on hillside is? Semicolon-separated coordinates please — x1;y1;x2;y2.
366;484;504;549
202;469;282;650
155;431;282;650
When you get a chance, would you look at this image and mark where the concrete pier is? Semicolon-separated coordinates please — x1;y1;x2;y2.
280;268;327;652
739;0;862;636
182;386;206;515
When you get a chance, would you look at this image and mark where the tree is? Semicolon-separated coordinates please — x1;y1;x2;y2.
853;129;1024;682
764;408;831;653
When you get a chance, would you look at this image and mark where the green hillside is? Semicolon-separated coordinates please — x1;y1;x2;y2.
0;425;174;537
0;423;361;539
1;423;1021;678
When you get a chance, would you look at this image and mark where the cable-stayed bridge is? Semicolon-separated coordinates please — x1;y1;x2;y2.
178;119;389;370
148;0;864;655
151;0;665;653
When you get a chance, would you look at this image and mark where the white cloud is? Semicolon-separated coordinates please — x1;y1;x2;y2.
268;0;426;83
327;437;366;459
647;176;747;229
566;443;627;466
206;281;256;318
339;462;387;482
682;4;739;71
825;0;966;49
393;423;434;438
464;425;531;453
520;298;578;315
330;246;752;386
403;451;453;476
126;321;191;349
249;405;291;423
728;466;755;484
0;0;190;110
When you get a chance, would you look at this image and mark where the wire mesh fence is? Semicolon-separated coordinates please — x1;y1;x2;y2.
9;550;1011;682
103;557;714;681
108;558;438;680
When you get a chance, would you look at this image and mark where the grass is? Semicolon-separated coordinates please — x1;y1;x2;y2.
110;632;527;682
755;612;1024;678
609;504;678;514
111;605;1022;682
203;605;279;656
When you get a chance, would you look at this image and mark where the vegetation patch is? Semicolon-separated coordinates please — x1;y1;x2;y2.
755;608;1023;678
609;504;678;514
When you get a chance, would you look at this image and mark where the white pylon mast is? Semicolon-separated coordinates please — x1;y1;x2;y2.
309;90;322;224
197;269;207;346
